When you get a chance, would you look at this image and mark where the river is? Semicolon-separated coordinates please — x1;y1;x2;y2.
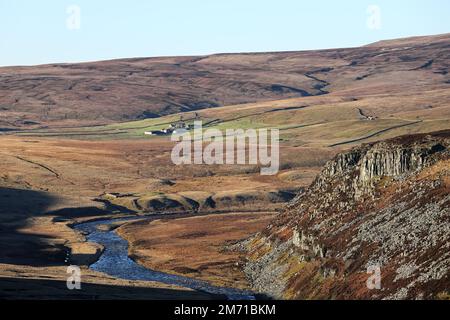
73;216;255;300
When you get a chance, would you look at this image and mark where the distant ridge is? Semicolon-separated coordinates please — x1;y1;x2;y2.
0;33;448;128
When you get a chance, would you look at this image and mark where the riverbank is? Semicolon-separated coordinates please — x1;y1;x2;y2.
0;264;216;300
117;212;275;290
73;214;263;299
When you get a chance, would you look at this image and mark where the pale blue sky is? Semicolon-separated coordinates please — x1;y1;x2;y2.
1;0;449;66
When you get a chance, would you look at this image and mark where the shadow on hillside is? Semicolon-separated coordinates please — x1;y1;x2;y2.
0;187;109;267
0;277;213;300
0;187;65;267
0;187;218;300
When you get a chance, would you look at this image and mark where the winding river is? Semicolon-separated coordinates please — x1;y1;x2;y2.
74;216;255;300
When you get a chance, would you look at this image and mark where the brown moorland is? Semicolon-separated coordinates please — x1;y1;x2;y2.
118;212;275;289
0;33;449;299
0;33;448;128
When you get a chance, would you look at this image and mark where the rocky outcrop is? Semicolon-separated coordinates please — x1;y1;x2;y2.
312;135;446;200
244;130;450;300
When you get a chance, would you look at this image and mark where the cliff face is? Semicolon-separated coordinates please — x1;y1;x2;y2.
244;131;450;299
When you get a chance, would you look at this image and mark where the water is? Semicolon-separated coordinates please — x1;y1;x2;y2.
74;217;255;300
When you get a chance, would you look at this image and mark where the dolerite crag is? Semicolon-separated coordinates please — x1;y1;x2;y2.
243;130;449;299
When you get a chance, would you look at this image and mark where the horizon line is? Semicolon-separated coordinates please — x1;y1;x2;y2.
1;32;448;69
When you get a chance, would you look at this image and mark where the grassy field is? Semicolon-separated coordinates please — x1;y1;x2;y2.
12;87;449;148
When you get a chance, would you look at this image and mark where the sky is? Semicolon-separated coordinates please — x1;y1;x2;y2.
1;0;449;66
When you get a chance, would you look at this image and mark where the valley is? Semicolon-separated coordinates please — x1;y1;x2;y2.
0;33;449;300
